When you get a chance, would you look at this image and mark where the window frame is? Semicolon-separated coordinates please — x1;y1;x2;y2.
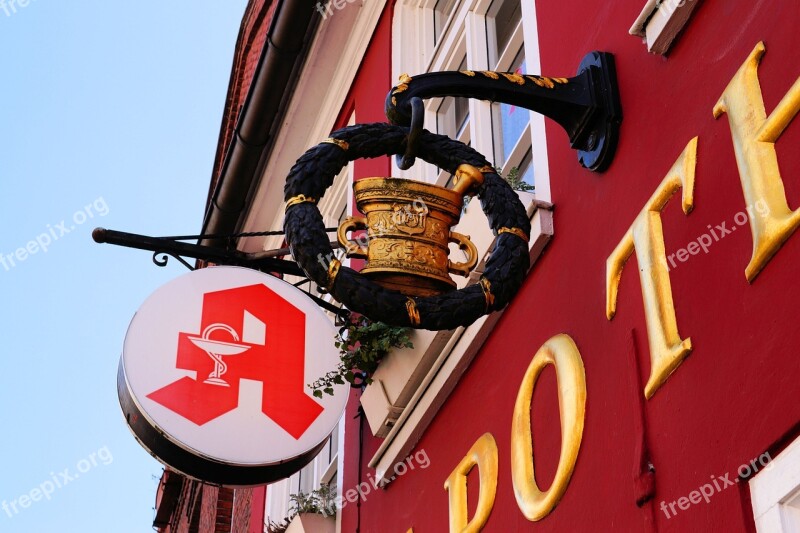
750;436;800;532
490;19;531;176
399;0;540;190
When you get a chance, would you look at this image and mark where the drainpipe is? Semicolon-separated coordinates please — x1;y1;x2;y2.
201;0;320;248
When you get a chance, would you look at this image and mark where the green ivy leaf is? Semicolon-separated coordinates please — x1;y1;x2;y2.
308;316;414;397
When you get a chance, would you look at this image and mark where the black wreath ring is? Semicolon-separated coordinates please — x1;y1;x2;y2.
283;122;531;331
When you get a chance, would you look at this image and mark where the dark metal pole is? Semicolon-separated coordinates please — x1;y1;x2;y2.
92;227;307;277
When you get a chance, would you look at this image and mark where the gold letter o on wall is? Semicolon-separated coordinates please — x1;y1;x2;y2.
511;334;587;521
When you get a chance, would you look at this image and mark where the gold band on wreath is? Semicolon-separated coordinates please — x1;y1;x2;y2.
285;194;317;210
327;258;341;289
498;227;530;243
406;298;421;327
480;277;495;311
321;137;350;151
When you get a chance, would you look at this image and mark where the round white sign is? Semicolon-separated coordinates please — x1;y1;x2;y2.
118;266;347;486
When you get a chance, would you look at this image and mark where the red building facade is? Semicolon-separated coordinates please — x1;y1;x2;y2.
154;0;800;531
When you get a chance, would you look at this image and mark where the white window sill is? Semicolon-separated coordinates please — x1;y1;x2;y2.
287;513;336;533
750;436;800;532
629;0;703;55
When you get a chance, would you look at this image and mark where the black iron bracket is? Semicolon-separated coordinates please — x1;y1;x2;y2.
92;227;350;319
385;51;622;172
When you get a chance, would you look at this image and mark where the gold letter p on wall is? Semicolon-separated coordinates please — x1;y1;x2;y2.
714;42;800;282
444;433;498;533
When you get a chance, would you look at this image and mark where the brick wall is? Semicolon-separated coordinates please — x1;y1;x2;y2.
197;484;219;532
209;0;278;197
153;470;265;533
231;488;253;532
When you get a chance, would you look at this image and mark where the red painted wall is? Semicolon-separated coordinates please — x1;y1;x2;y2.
335;6;394;531
341;0;800;531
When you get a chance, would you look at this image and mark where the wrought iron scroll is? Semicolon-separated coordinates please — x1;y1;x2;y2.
92;227;349;319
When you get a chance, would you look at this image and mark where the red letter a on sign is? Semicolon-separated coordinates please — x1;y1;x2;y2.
147;284;324;439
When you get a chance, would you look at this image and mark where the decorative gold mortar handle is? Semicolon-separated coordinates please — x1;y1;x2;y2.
448;232;478;277
337;216;369;259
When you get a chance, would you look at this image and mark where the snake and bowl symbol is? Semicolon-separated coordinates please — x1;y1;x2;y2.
186;323;251;387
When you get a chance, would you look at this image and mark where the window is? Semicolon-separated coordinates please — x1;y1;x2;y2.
414;0;536;190
437;94;471;188
284;114;353;304
491;0;522;60
296;162;349;299
435;55;471;186
750;436;800;532
264;423;343;524
517;146;534;185
433;0;458;45
435;94;470;141
486;0;533;186
496;48;528;166
436;56;470;142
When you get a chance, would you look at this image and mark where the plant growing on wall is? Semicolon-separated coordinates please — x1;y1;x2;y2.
462;165;534;212
309;315;413;397
289;484;336;516
501;165;535;192
265;518;291;533
265;485;337;532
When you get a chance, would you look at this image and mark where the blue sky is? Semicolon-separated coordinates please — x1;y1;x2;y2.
0;1;248;531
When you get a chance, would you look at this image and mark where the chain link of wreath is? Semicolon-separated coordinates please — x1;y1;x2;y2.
283;122;531;330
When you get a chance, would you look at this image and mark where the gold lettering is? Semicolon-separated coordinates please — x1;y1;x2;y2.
606;138;697;399
713;41;800;281
511;334;586;521
443;432;498;532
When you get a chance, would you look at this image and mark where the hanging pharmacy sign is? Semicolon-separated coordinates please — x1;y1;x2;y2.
118;266;347;486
